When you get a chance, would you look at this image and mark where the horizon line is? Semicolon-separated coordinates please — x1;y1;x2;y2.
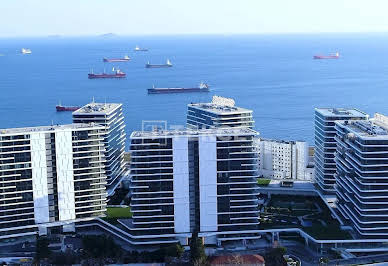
1;31;388;39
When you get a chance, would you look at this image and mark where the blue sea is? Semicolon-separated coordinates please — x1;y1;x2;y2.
1;33;388;145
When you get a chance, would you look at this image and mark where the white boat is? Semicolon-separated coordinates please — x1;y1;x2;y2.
21;48;32;54
134;45;148;52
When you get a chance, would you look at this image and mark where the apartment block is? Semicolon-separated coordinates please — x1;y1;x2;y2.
315;108;368;193
335;113;388;238
257;139;310;180
187;96;254;129
129;128;260;245
0;124;107;239
73;102;126;194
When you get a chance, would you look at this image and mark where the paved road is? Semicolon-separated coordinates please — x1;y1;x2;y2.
328;253;388;265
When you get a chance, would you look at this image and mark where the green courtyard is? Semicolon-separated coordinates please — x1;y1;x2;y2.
259;194;352;240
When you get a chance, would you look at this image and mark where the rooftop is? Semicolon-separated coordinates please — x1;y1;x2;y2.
73;102;122;115
0;123;103;135
336;114;388;139
260;138;306;145
188;102;252;115
315;108;368;118
131;127;258;138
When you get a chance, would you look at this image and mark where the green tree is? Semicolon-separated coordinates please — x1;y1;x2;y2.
82;235;122;259
35;236;51;262
264;247;287;266
190;232;207;265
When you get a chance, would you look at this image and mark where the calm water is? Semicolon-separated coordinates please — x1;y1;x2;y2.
1;34;388;146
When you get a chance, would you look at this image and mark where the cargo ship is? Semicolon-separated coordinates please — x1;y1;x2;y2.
134;45;148;51
56;103;81;112
148;82;209;94
145;59;172;68
313;52;339;59
88;68;126;79
21;48;32;54
103;55;130;62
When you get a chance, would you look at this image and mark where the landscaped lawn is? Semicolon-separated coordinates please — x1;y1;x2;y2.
106;207;132;219
257;178;271;186
260;195;353;240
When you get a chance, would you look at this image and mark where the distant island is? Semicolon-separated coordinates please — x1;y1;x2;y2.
99;33;118;38
47;35;62;38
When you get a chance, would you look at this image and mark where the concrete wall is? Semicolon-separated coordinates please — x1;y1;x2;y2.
199;135;218;232
30;132;50;224
55;130;76;221
172;136;190;233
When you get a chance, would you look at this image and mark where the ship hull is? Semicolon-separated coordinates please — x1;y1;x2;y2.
56;106;80;112
103;58;130;62
313;55;339;59
145;64;172;68
88;73;126;79
148;87;209;94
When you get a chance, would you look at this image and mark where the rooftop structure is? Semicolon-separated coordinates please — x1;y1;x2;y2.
187;96;254;129
73;102;122;115
73;102;126;195
335;113;388;238
315;108;368;118
314;108;368;194
0;123;99;134
0;124;107;239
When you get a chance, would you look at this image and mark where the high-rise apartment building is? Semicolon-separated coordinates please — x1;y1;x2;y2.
129;128;260;245
73;103;126;194
335;113;388;238
0;124;107;239
187;96;254;129
257;139;309;180
314;108;368;193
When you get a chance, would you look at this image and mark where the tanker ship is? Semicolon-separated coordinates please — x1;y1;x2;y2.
103;55;130;62
148;82;209;94
56;103;81;112
145;59;172;68
88;68;126;79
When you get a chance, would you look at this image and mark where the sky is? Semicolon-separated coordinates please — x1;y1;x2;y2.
1;0;388;37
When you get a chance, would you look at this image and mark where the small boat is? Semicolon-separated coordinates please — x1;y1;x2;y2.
145;59;172;68
103;55;130;62
21;48;32;54
134;45;148;52
56;102;81;112
313;52;339;59
88;68;126;79
148;82;209;94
